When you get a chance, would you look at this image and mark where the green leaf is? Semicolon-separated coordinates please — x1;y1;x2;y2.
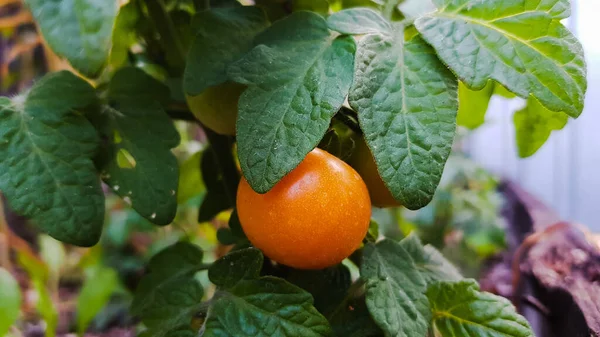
76;267;119;335
427;280;534;337
361;240;431;337
514;97;568;158
415;0;586;118
24;0;118;77
397;0;435;19
328;8;391;35
110;1;140;68
203;277;332;337
184;6;269;96
208;248;263;288
177;151;205;204
0;71;104;246
457;81;494;130
0;268;21;336
94;67;179;225
399;234;462;284
132;242;205;336
344;10;458;209
229;11;355;193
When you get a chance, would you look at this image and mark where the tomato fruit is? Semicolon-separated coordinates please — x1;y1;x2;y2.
237;148;371;270
186;82;245;135
349;136;401;208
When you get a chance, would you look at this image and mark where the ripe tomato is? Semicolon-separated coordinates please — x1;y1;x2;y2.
237;148;371;270
186;82;245;135
349;136;401;208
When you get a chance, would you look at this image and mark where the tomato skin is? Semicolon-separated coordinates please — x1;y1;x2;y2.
236;148;371;270
186;82;245;135
349;137;401;208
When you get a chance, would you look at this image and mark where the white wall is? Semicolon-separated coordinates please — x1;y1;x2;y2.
466;0;600;231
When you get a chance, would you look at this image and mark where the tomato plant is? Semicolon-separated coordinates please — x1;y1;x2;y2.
0;0;587;336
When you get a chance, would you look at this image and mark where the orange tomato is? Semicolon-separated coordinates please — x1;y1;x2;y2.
349;136;401;208
237;148;371;270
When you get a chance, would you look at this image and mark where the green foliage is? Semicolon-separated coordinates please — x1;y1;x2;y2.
208;247;263;288
0;268;21;336
230;11;355;193
203;249;332;337
330;8;458;210
415;0;586;118
132;242;206;336
184;6;269;96
427;280;534;337
399;234;462;285
93;67;180;225
1;1;588;336
514;98;568;158
24;0;118;77
0;71;104;246
362;239;431;336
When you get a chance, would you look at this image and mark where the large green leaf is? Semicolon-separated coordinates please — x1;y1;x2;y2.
204;249;331;337
93;67;179;225
327;7;392;34
24;0;118;77
361;239;431;337
0;71;104;246
229;11;355;193
132;242;205;337
400;234;462;285
0;268;21;336
204;277;332;337
427;280;534;337
184;6;269;95
457;81;494;130
415;0;586;118
397;0;435;19
76;266;119;335
208;247;263;289
330;8;458;209
514;97;568;158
